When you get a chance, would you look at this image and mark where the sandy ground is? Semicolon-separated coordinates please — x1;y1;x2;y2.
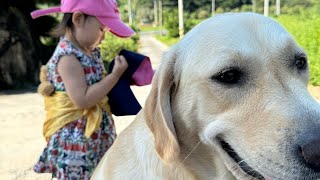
0;34;319;180
0;34;167;180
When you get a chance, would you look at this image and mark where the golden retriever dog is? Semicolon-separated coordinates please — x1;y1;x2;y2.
92;12;320;180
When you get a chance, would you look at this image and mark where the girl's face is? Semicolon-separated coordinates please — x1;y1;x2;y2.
72;13;109;52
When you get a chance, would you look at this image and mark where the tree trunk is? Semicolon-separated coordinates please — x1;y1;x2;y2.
276;0;280;15
264;0;269;16
178;0;184;38
212;0;215;16
153;0;158;25
128;0;133;25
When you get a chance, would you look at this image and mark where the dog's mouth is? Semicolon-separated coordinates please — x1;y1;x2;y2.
217;137;266;180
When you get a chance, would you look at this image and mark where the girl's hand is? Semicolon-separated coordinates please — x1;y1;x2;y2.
111;55;128;78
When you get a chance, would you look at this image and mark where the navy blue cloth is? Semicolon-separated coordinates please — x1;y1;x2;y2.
107;49;151;116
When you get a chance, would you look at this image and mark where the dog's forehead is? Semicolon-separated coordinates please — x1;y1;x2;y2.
176;13;298;71
184;13;291;48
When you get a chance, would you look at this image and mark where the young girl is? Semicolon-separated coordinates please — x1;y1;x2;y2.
30;0;135;179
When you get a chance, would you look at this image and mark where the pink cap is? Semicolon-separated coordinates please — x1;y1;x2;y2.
31;0;135;38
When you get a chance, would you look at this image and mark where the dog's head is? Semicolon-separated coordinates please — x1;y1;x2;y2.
144;13;320;179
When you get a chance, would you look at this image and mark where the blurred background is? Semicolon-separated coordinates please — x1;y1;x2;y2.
0;0;319;91
0;1;319;179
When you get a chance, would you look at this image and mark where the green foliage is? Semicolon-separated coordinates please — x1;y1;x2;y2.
163;9;179;38
155;35;179;46
163;9;204;38
185;12;205;32
216;0;251;11
274;13;320;85
99;30;140;71
160;0;319;86
118;0;154;26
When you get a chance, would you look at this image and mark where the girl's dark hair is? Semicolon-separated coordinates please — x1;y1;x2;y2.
50;13;74;37
50;13;89;37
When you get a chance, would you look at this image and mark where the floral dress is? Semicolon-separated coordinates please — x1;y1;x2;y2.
33;37;116;180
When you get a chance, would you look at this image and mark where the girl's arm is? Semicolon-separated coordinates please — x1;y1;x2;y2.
57;55;128;109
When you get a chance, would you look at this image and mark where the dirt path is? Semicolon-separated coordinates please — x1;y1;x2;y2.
0;34;167;180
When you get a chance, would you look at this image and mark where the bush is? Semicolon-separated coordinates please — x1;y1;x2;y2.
274;13;320;85
164;9;205;38
99;25;140;71
163;9;179;38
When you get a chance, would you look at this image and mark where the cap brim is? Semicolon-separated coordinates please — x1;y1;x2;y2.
98;17;135;38
30;7;61;19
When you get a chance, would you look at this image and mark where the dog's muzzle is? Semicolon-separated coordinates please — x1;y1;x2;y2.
217;137;266;180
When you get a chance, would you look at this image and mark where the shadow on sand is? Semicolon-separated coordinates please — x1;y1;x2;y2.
0;86;37;95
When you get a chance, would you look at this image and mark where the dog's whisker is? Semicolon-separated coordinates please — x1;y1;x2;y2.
178;140;202;169
218;146;257;178
221;163;238;178
220;156;259;179
237;155;259;165
244;159;268;178
219;142;277;179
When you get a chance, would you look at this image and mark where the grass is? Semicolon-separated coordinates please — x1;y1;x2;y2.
155;35;179;46
138;24;162;32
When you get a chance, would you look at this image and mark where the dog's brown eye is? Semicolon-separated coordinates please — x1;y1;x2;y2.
213;69;242;85
295;57;307;70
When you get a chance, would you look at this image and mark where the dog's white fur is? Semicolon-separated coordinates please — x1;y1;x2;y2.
92;13;320;180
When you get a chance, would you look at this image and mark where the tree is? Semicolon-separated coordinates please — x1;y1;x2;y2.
153;0;158;25
128;0;133;25
275;0;280;15
0;0;58;89
178;0;184;38
118;0;153;25
212;0;215;15
264;0;269;16
252;0;256;12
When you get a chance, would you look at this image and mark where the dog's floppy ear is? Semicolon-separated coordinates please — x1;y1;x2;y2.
144;48;180;163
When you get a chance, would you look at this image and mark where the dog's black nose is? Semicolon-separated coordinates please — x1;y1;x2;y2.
300;128;320;172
